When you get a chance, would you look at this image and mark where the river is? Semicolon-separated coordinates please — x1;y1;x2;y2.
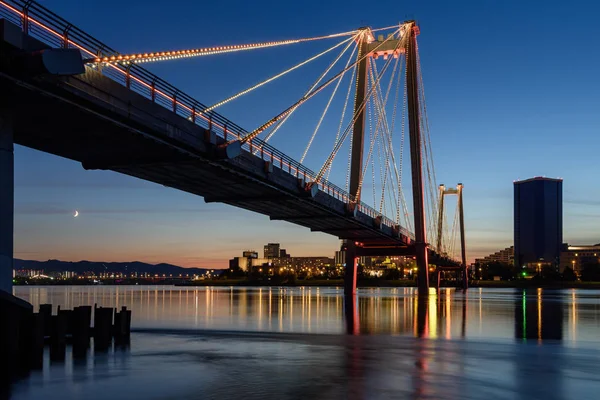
7;286;600;399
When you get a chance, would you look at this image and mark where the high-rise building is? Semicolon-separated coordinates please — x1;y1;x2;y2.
475;246;514;266
514;177;562;269
264;243;280;259
279;249;289;258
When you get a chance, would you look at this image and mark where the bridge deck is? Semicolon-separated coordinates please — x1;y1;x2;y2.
0;41;409;245
0;17;456;265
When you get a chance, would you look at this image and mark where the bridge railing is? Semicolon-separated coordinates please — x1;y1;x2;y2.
0;0;414;241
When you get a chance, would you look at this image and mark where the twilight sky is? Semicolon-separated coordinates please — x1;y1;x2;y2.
13;0;600;268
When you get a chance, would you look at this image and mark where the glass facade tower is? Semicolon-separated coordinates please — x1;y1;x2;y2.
514;177;563;269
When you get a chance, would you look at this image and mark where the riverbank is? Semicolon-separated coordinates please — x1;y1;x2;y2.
15;278;600;289
175;279;600;289
176;279;420;287
470;280;600;289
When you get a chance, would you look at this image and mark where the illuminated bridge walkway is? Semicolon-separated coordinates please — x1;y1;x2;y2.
0;0;467;297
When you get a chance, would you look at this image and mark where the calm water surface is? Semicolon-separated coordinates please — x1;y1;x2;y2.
7;286;600;399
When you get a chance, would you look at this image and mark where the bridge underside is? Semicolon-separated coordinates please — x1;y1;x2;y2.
0;26;457;269
2;75;399;242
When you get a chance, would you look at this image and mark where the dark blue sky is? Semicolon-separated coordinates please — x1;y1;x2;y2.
13;0;600;267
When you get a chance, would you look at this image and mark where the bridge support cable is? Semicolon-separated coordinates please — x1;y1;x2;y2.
365;57;406;222
449;201;460;257
260;41;358;148
368;59;403;218
344;124;353;192
299;42;359;163
202;36;355;115
317;33;402;191
321;35;395;185
326;64;356;183
388;55;408;227
338;27;401;299
236;28;401;145
397;70;411;231
374;80;395;216
376;125;400;221
369;66;387;213
367;67;388;212
347;29;371;207
320;51;387;194
87;30;359;65
354;52;401;206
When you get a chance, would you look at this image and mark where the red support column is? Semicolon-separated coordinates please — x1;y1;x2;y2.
344;241;359;334
344;292;360;335
405;21;429;294
344;241;358;297
458;183;468;289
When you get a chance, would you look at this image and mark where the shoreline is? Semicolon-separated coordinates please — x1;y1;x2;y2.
177;279;600;289
14;280;600;289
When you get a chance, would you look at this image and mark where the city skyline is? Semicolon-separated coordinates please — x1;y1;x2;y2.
14;0;600;268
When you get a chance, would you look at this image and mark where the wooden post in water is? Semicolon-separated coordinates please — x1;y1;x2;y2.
113;306;131;342
39;304;52;337
94;305;113;350
49;307;67;361
29;312;44;368
72;305;91;357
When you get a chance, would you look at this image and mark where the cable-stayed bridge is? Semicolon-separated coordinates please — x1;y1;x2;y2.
0;0;467;297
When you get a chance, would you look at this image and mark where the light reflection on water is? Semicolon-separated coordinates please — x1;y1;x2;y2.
13;286;600;345
8;286;600;400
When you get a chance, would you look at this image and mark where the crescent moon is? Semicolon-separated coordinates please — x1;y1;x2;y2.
74;210;79;217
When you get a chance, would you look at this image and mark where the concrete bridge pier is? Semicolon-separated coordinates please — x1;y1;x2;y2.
0;112;13;294
0;113;30;383
344;242;359;334
344;241;358;297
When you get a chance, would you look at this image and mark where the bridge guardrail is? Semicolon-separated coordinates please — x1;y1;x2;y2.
0;0;414;240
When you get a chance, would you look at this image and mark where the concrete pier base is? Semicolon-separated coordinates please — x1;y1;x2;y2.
344;242;358;297
0;113;13;294
344;242;359;335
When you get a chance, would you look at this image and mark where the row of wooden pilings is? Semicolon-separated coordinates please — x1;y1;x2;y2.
31;304;131;365
1;294;132;383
